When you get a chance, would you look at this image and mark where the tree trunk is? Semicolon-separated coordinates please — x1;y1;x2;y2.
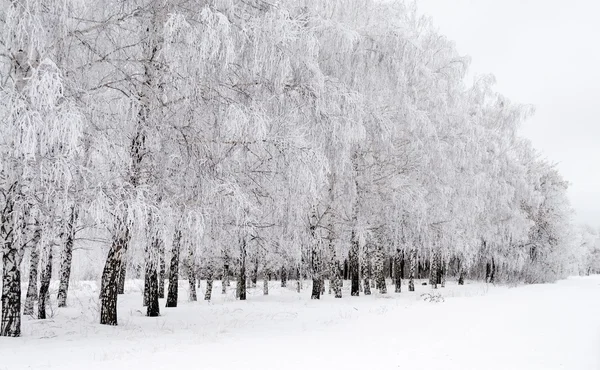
38;244;53;319
158;238;165;299
263;274;269;296
187;244;197;302
430;250;439;289
1;247;22;337
166;230;181;308
394;249;402;293
238;263;247;300
295;265;301;293
408;248;416;292
117;242;128;295
146;263;160;317
310;248;321;299
222;253;230;294
237;239;247;300
205;261;214;301
251;256;258;288
23;228;41;316
490;258;496;284
57;205;78;307
350;232;360;296
375;246;387;294
144;235;160;307
281;266;287;287
100;221;129;326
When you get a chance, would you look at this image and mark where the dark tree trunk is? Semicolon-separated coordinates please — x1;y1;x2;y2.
38;244;53;319
205;279;214;301
490;258;496;284
237;239;247;300
375;246;387;294
1;247;22;337
205;261;214;301
251;256;258;288
158;239;165;299
117;241;128;295
408;248;416;292
311;278;321;299
281;266;287;287
430;250;439;289
349;233;360;296
166;230;181;308
144;236;160;307
394;249;402;293
23;228;41;316
296;265;301;293
332;259;342;298
100;222;129;326
146;263;160;317
57;205;78;307
238;262;247;300
310;248;321;299
486;262;491;283
187;244;197;302
222;252;230;294
343;259;349;280
458;271;465;285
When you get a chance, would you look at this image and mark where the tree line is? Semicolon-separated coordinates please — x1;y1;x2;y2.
1;0;595;337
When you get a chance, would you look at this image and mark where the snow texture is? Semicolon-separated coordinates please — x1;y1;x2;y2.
1;276;599;370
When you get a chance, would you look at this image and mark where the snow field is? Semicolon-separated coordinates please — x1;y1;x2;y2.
1;276;599;370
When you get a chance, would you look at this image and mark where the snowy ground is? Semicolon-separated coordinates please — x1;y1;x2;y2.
1;276;599;370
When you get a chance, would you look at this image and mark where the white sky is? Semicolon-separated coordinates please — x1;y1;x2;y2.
417;0;600;227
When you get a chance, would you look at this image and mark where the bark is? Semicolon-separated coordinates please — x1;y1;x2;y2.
205;261;214;301
166;229;181;308
237;239;247;300
362;248;372;295
281;266;287;287
144;236;160;307
263;274;269;296
1;248;22;337
238;264;247;300
38;244;53;319
349;232;360;296
57;205;78;307
187;244;197;302
310;248;321;299
332;260;342;298
489;258;496;284
205;279;214;301
408;248;416;292
375;246;387;294
430;250;439;289
117;232;129;294
100;221;129;326
363;277;371;295
296;264;302;292
222;252;230;294
23;228;41;316
394;249;402;293
158;238;165;298
146;263;160;317
251;256;258;288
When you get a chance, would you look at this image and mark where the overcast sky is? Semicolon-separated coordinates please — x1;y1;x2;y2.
417;0;600;227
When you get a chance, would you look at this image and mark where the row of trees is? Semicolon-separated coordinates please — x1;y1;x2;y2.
1;0;594;337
